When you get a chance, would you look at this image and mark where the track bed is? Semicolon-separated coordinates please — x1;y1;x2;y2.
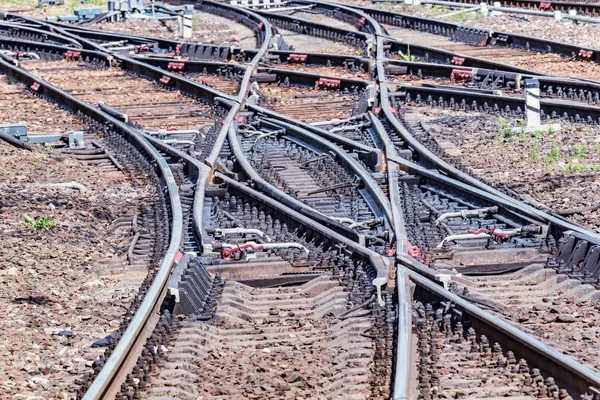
149;277;377;399
87;8;257;48
386;25;600;80
401;106;600;230
23;60;215;131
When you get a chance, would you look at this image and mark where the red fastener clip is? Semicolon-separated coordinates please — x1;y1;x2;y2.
30;82;40;92
175;44;181;56
407;245;422;261
160;75;171;84
539;2;551;10
64;50;81;60
579;49;593;60
167;62;185;71
234;114;246;124
451;56;465;66
134;45;149;53
316;78;341;89
450;69;472;81
385;245;396;257
173;251;183;264
358;17;366;26
287;53;307;63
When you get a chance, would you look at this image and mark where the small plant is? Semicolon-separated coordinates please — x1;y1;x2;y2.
398;44;416;62
24;215;56;230
498;116;510;134
530;139;540;161
563;162;588;174
575;144;588;160
32;154;48;163
449;11;483;22
546;139;561;164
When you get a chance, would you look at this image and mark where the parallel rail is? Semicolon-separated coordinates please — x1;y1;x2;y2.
5;1;600;399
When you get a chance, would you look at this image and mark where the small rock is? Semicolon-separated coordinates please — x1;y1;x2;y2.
83;279;104;288
555;314;576;323
92;332;121;348
276;382;291;392
550;306;568;314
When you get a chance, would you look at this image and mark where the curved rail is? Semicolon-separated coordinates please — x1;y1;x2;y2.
0;52;184;400
8;1;600;398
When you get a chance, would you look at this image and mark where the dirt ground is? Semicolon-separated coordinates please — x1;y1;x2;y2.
404;106;600;230
0;141;151;398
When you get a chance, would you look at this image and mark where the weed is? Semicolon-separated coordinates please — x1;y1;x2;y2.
449;11;483;22
398;44;416;62
530;140;540;161
498;116;510;135
24;215;57;230
33;154;48;163
546;139;561;164
575;144;588;160
563;162;588;174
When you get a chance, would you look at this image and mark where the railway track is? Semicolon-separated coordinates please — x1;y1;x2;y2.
371;0;600;18
0;68;174;398
5;1;600;399
385;25;600;80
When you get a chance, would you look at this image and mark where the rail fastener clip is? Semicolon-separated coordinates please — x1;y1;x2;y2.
316;77;341;89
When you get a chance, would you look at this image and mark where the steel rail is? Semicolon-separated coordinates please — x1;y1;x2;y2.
14;2;600;397
80;2;273;392
2;2;274;397
286;0;385;36
250;113;394;227
0;53;184;400
380;59;600;108
227;121;366;241
392;82;600;122
374;0;600;18
254;7;373;53
406;263;600;395
0;21;83;47
250;105;383;169
384;37;541;75
379;82;600;240
346;3;600;64
216;171;391;305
